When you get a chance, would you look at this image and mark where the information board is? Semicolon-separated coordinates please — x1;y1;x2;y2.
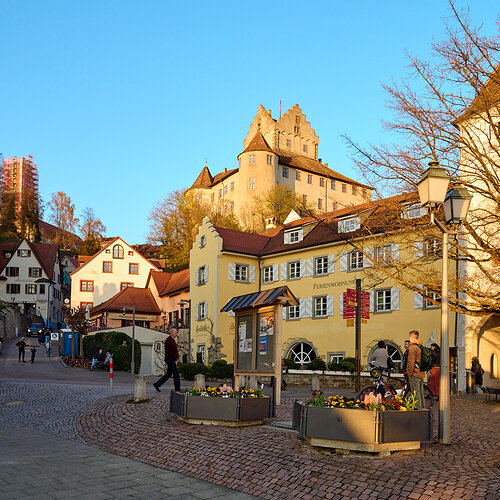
255;312;274;371
236;315;253;370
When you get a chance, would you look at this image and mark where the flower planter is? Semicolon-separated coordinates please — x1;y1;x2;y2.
170;391;271;427
293;401;432;455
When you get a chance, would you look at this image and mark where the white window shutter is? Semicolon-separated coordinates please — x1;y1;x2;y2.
281;262;287;280
306;258;314;277
304;297;313;318
340;293;344;315
273;264;279;282
355;217;361;230
204;265;208;283
392;244;400;262
297;230;304;242
195;304;199;321
391;288;399;311
415;242;424;259
300;260;306;277
364;248;374;268
328;255;335;273
338;220;345;233
249;266;256;283
283;307;287;320
228;263;236;280
369;290;374;313
284;233;290;244
195;270;199;286
228;310;235;317
204;301;208;317
299;298;306;318
327;295;334;316
414;286;424;308
339;253;348;272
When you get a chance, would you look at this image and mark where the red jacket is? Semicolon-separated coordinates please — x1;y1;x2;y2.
164;335;179;361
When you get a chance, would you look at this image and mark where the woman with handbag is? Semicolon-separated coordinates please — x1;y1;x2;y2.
427;343;440;399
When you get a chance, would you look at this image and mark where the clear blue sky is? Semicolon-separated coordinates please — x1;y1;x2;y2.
1;1;498;244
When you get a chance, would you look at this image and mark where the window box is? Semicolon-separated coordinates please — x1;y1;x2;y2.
170;391;271;425
293;402;432;452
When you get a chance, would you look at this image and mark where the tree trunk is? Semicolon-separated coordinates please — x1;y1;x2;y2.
71;328;75;361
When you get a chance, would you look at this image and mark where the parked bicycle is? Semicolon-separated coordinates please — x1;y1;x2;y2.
357;362;434;408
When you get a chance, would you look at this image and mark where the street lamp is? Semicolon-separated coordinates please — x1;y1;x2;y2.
417;161;472;445
178;299;191;362
122;306;136;373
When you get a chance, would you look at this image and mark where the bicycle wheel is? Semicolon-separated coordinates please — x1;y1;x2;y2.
403;385;434;409
356;386;377;401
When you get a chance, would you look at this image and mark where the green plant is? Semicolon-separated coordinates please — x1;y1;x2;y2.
209;359;234;379
306;358;327;371
82;331;141;373
178;362;209;380
307;391;325;406
283;358;299;370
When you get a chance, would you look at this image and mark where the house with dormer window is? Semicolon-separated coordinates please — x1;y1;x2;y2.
70;237;159;310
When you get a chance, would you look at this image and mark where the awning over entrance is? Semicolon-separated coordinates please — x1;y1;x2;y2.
221;286;298;313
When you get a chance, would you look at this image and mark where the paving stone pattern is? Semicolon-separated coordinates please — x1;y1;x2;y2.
78;393;500;499
0;428;253;499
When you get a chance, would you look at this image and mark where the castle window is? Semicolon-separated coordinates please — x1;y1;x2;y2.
318;198;323;210
248;177;255;190
230;201;234;212
308;174;313;184
331;180;336;190
230;182;234;191
218;188;222;198
342;183;347;193
211;193;215;203
282;167;289;178
294;126;300;134
319;178;325;187
286;139;292;148
362;188;367;198
303;194;307;204
224;185;228;194
266;155;273;165
303;144;308;153
249;154;256;164
332;202;338;211
296;170;301;181
295;116;300;124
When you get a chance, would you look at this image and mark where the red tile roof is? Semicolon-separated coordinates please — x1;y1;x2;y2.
90;287;161;316
191;164;214;189
161;268;190;296
241;131;274;154
213;227;271;255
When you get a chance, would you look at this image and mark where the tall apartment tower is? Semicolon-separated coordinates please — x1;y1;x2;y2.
1;155;39;203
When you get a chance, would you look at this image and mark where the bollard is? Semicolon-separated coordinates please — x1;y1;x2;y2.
194;373;206;388
134;375;147;402
311;373;320;392
110;356;113;391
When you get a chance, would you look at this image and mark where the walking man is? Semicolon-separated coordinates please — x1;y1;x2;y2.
153;328;180;392
406;330;425;409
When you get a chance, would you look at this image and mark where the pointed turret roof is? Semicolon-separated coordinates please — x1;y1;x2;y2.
242;131;274;154
191;162;214;188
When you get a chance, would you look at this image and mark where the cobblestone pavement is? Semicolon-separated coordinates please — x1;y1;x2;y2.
78;392;500;499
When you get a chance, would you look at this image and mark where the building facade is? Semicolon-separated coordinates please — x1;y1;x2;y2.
189;199;455;375
189;105;373;229
70;237;159;313
0;239;63;328
1;155;39;205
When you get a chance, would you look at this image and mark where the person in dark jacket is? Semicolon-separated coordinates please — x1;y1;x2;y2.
401;340;410;377
16;337;27;363
153;328;180;392
90;349;106;370
406;330;425;409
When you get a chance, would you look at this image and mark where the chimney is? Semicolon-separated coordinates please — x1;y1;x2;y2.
223;167;227;173
265;215;277;230
318;158;322;163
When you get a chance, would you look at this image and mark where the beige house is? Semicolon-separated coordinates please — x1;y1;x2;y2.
70;237;159;310
189;104;372;228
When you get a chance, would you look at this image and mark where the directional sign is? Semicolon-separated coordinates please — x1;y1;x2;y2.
346;319;355;327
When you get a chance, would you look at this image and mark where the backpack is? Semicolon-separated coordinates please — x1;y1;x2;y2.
416;345;433;371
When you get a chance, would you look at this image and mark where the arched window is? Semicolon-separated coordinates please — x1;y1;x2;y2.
491;353;498;379
287;341;317;365
368;341;403;372
112;244;124;259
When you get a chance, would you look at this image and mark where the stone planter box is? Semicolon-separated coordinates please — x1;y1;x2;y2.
293;401;432;455
170;391;271;426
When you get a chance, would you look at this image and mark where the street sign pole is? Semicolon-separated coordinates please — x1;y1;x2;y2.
355;279;362;394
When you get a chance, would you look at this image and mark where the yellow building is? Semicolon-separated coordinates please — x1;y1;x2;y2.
190;195;453;372
189;104;372;228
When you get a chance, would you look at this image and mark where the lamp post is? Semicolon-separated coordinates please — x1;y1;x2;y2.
122;306;136;373
417;161;472;445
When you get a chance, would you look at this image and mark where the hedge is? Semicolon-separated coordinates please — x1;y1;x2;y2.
83;331;141;373
209;359;234;379
306;358;327;371
178;362;209;380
